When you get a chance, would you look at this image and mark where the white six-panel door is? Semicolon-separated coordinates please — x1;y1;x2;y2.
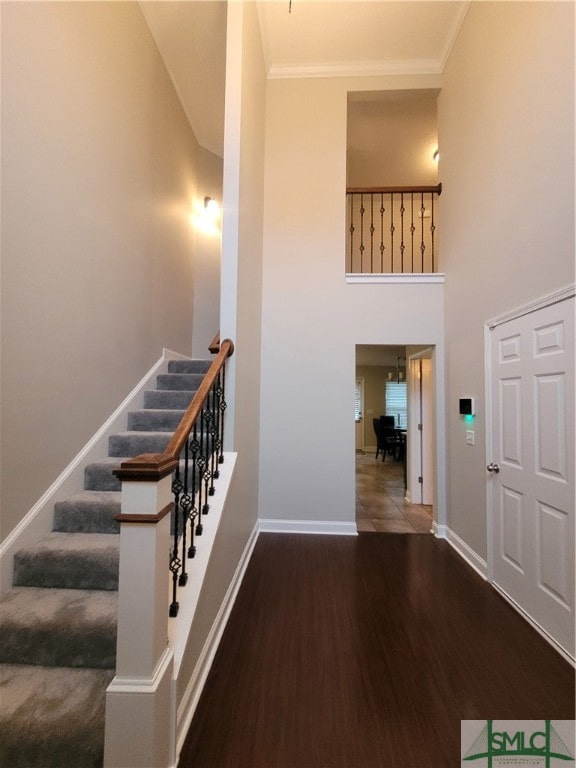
488;295;574;657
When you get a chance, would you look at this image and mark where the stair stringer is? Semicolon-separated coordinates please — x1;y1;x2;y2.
0;348;192;598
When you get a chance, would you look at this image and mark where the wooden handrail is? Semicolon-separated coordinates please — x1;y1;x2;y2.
114;338;234;482
208;332;220;355
346;183;442;196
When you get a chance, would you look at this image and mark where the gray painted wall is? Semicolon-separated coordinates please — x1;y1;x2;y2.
439;1;575;558
1;3;222;541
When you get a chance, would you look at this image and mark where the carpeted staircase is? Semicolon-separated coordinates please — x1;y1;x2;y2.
0;358;211;768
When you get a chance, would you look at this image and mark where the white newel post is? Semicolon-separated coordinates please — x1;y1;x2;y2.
104;455;177;768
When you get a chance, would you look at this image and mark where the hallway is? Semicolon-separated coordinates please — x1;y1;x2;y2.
355;450;433;533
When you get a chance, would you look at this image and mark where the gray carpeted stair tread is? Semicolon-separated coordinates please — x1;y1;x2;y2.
168;359;211;374
143;388;196;410
13;533;119;591
127;408;186;432
53;491;121;534
0;355;214;765
156;372;205;391
84;456;127;492
108;430;173;457
0;588;117;669
0;663;114;768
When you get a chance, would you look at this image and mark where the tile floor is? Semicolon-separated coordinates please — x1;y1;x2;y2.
355;450;433;533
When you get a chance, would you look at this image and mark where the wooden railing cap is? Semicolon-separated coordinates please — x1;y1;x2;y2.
346;183;442;196
113;453;179;482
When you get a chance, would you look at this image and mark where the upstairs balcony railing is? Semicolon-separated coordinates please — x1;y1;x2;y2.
346;184;442;275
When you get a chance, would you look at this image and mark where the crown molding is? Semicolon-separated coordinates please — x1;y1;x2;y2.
439;0;472;70
267;58;443;80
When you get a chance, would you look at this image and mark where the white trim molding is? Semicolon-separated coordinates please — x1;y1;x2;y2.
258;519;358;536
492;584;575;668
435;524;488;580
268;58;442;80
487;283;575;330
346;273;445;285
436;523;575;664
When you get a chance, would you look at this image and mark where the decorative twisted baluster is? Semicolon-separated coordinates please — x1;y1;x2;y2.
187;423;200;556
359;194;365;270
409;193;416;273
420;193;426;272
379;194;385;272
399;193;405;273
349;195;355;272
390;193;395;272
169;467;183;616
430;192;436;273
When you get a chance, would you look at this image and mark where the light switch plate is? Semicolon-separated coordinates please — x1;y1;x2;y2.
466;430;475;446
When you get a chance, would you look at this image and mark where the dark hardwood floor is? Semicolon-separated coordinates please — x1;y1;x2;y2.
178;533;575;768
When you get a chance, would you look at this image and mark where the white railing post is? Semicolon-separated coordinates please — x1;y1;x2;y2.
104;456;177;768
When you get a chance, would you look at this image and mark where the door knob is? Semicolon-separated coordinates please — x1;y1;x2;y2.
486;462;500;473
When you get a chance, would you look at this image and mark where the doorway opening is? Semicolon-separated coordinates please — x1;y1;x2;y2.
355;344;434;534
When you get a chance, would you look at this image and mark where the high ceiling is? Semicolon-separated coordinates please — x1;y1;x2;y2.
257;1;469;78
141;1;470;158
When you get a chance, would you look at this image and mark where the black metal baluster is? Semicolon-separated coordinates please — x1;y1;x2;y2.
188;423;199;554
390;193;395;273
369;193;374;274
179;441;191;586
359;194;365;273
420;193;426;273
169;467;183;617
218;365;227;465
430;192;436;273
202;400;211;515
212;378;220;480
400;193;405;273
196;411;205;535
379;194;385;273
410;193;415;273
207;386;217;497
197;405;210;517
349;194;354;272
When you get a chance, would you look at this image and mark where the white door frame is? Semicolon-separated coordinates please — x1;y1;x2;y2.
407;347;435;507
355;376;365;452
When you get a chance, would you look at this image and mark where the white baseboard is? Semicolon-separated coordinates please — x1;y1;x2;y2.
491;583;575;667
435;524;573;663
258;519;358;536
175;516;259;761
0;349;187;596
434;523;488;580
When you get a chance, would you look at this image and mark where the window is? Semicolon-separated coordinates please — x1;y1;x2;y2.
385;382;407;428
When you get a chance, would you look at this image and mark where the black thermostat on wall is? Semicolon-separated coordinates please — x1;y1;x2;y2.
459;398;475;416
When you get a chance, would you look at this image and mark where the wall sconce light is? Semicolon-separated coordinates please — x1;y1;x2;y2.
433;149;440;162
204;196;220;216
190;196;221;236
